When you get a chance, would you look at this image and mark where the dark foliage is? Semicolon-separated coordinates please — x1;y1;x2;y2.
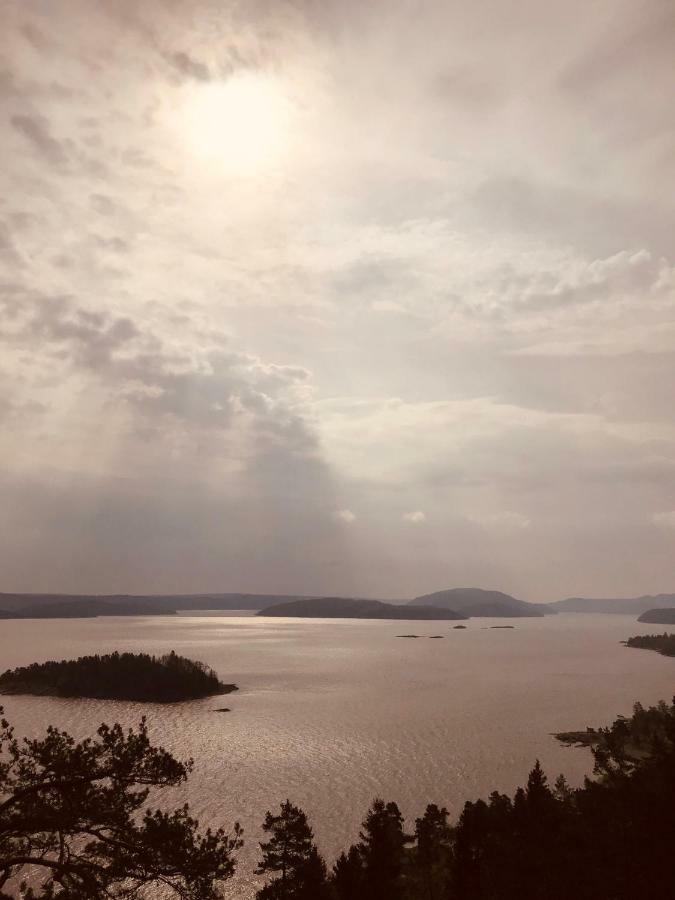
0;651;235;703
4;694;675;898
329;799;410;900
625;632;675;656
0;707;242;899
265;698;675;900
255;800;330;899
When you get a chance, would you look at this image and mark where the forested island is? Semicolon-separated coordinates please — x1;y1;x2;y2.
2;697;675;899
624;633;675;657
637;608;675;624
258;596;467;620
551;593;675;614
0;651;236;702
0;591;311;618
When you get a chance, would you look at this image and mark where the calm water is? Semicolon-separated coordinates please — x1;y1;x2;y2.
1;613;673;897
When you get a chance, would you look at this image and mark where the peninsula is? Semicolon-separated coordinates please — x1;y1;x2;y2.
624;634;675;658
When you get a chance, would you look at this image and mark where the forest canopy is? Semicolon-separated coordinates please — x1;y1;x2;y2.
624;632;675;657
0;651;236;703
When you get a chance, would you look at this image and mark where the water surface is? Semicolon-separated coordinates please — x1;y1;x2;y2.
1;613;672;897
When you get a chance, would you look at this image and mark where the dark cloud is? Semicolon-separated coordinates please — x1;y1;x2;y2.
10;113;69;166
0;288;314;441
165;50;211;82
89;194;116;215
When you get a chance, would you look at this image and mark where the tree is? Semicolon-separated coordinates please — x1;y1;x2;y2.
332;846;364;899
357;798;408;900
0;707;242;900
256;800;329;899
412;804;452;900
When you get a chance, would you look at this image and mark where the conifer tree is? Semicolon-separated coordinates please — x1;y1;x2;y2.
413;803;452;900
0;708;241;900
357;798;409;900
332;845;364;899
255;800;329;899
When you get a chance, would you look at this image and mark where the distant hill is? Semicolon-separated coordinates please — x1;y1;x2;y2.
258;597;467;620
637;608;675;624
409;588;547;618
551;594;675;614
0;599;178;618
0;592;317;618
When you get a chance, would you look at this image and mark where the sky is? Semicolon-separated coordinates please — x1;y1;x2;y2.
1;0;674;602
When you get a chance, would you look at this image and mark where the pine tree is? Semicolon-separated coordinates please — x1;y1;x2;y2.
255;800;329;899
0;708;241;899
332;846;364;899
413;803;452;900
357;798;409;900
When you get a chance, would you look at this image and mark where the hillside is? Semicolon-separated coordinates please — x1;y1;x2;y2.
0;592;316;617
258;596;467;620
410;588;546;617
0;650;236;702
637;608;675;624
0;599;177;618
551;594;675;614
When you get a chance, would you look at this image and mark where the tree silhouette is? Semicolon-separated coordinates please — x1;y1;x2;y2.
357;798;408;900
255;800;329;899
0;707;242;899
332;846;364;899
412;803;452;900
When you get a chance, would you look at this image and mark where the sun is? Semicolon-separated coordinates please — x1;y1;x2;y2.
183;73;291;174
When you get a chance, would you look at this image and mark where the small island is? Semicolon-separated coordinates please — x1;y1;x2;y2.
624;633;675;657
0;651;237;703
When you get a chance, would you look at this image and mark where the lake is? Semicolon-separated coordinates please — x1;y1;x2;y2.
1;612;673;897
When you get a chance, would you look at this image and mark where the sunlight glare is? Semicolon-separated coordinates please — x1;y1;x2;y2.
184;74;291;174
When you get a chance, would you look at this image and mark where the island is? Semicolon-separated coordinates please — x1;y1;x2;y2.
0;651;237;703
637;608;675;625
409;587;549;617
0;591;320;618
257;596;467;620
624;633;675;657
550;593;675;614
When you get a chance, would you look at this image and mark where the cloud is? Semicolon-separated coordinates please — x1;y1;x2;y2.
10;114;69;166
652;511;675;529
469;512;531;531
165;51;211;82
2;0;675;599
334;509;356;523
402;510;426;523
